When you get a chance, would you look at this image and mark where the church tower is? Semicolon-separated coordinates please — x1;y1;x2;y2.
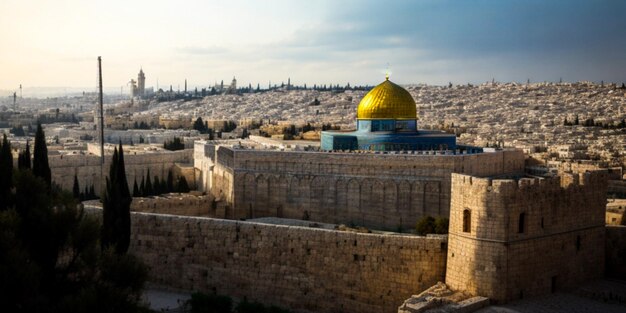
137;68;146;98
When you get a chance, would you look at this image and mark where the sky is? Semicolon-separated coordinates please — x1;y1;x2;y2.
1;0;626;93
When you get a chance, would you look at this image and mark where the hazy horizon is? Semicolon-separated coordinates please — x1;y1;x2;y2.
2;0;626;94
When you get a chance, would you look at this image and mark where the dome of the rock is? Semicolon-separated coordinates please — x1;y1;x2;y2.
357;78;416;119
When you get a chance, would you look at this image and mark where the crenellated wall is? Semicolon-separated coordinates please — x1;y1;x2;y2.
446;171;608;303
85;207;448;313
197;144;525;230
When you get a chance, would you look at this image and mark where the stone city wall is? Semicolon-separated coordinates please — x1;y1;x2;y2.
49;149;193;195
446;172;607;303
606;225;626;280
131;194;213;216
206;146;524;230
85;207;448;313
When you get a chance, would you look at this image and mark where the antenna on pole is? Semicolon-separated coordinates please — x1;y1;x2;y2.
97;57;105;191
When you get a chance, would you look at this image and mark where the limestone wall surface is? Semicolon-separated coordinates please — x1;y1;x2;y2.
94;208;448;313
206;146;524;230
606;225;626;280
446;172;607;303
49;149;193;195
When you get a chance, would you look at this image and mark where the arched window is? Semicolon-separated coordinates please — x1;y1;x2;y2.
463;209;471;233
518;212;526;233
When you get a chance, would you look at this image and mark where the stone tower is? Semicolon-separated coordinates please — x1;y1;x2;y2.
445;172;607;303
137;68;146;98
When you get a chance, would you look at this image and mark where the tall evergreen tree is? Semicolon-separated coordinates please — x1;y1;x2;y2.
17;140;31;170
166;170;174;192
72;174;80;200
140;175;145;197
32;124;51;189
0;134;13;210
132;177;140;197
144;169;153;196
153;176;161;195
177;176;190;193
101;143;132;254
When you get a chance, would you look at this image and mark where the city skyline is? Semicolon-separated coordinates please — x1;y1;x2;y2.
2;0;626;92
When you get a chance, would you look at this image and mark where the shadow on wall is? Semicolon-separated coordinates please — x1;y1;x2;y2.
606;226;626;280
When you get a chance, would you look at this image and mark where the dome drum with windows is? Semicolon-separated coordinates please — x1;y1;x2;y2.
321;75;474;153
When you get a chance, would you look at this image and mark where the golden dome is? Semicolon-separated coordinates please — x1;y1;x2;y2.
357;78;416;119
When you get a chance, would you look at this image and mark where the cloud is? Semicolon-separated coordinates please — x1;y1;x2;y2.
177;45;230;56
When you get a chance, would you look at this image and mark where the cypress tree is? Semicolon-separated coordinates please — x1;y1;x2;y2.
160;177;168;195
177;176;190;193
153;176;161;195
0;134;13;210
132;177;140;197
18;140;31;170
144;169;153;196
72;174;80;200
166;170;174;192
32;123;51;189
101;142;132;254
140;175;145;197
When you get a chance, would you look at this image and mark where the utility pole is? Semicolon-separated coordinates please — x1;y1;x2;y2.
98;57;105;190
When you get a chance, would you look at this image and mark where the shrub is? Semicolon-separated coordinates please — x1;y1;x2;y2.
434;217;449;234
416;216;436;235
187;292;232;313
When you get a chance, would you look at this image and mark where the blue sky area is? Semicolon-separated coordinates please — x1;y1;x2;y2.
1;0;625;90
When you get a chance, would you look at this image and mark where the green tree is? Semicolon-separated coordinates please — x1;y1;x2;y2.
132;178;140;197
434;217;449;234
33;123;51;189
153;176;161;195
163;137;185;151
416;216;436;236
166;170;174;192
139;175;145;196
1;169;148;312
18;140;31;170
144;169;153;196
0;134;13;210
177;176;190;193
193;117;208;133
101;143;132;255
72;174;80;200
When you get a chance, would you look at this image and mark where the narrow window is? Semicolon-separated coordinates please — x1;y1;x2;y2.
576;235;581;251
518;213;525;233
463;209;471;233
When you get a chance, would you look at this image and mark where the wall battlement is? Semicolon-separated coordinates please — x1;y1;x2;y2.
452;170;607;195
446;170;608;303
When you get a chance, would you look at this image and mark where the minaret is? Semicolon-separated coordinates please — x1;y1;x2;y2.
137;68;146;98
185;79;187;93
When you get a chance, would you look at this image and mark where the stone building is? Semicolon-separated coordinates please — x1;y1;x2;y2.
445;171;607;303
321;76;466;152
194;77;524;230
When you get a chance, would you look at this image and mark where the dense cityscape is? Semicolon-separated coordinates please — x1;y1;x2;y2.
2;1;626;313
